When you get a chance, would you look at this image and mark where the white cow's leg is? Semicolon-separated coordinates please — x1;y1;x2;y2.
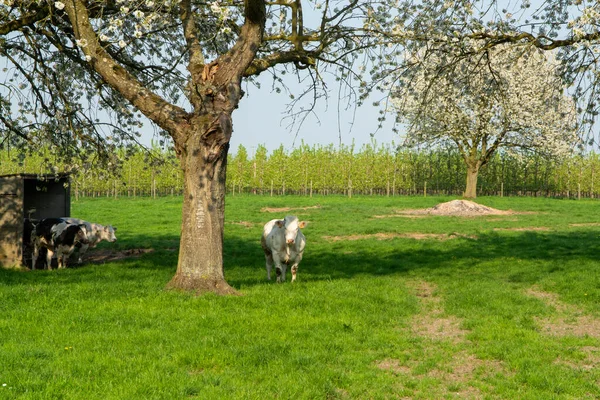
291;254;302;283
265;253;274;280
46;248;54;270
280;263;287;283
272;252;285;283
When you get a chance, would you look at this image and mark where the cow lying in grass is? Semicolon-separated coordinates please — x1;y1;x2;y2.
31;218;89;270
61;218;117;263
261;215;307;283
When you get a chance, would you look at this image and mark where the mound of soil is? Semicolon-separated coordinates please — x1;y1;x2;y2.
402;200;511;217
428;200;510;216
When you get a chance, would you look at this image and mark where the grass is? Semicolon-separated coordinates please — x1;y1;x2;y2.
2;194;600;399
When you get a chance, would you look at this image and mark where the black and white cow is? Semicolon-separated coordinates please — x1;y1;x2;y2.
31;218;89;270
60;218;117;263
261;215;307;283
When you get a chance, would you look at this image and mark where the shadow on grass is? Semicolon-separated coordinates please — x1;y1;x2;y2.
226;229;600;288
2;230;599;290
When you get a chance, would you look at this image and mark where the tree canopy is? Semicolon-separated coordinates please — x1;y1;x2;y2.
0;0;390;162
391;43;579;198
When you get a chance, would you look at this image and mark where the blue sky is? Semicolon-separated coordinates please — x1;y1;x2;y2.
140;72;400;155
227;74;400;155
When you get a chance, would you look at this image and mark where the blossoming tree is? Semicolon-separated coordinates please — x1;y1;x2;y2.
391;44;578;198
0;0;403;294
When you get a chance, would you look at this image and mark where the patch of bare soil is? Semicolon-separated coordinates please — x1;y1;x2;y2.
570;222;600;227
226;220;254;228
427;352;507;382
377;350;507;398
371;214;428;219
376;281;509;398
493;227;551;232
322;232;476;242
554;346;600;371
260;205;321;213
376;359;412;375
83;248;154;263
526;287;600;338
398;199;517;217
408;281;468;344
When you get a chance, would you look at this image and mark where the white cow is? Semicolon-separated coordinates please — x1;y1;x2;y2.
261;215;307;283
61;218;117;263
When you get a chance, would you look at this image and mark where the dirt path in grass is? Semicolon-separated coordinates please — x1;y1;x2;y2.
526;287;600;338
526;287;600;372
408;281;469;343
377;281;508;398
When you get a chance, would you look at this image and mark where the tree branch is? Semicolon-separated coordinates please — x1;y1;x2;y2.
62;0;189;144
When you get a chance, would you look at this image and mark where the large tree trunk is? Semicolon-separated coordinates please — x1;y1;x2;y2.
166;114;239;296
464;165;479;199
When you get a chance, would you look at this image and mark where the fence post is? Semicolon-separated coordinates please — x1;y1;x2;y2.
310;180;313;198
424;181;427;198
270;180;273;197
501;182;504;198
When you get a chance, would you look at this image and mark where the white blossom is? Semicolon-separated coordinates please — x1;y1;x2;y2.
210;2;221;14
392;43;578;167
118;40;127;48
54;1;65;10
76;39;88;48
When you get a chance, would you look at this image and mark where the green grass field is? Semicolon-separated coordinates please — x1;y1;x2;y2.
2;195;600;399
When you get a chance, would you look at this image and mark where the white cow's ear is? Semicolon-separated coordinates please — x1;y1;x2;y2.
112;226;117;232
275;220;284;228
299;221;307;228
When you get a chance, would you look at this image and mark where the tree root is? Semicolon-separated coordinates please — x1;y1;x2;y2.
166;275;241;296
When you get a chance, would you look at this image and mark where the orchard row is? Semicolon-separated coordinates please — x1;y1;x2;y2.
1;143;598;198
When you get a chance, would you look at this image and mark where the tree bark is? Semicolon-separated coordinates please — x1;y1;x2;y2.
464;165;479;198
166;114;239;296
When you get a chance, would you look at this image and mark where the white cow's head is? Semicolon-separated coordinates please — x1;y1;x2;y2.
102;225;117;242
275;215;306;245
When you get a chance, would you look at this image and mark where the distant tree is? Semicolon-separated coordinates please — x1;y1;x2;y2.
368;1;600;145
391;44;578;198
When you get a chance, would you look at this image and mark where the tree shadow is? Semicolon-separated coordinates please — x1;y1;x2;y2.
224;229;600;287
2;229;599;291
